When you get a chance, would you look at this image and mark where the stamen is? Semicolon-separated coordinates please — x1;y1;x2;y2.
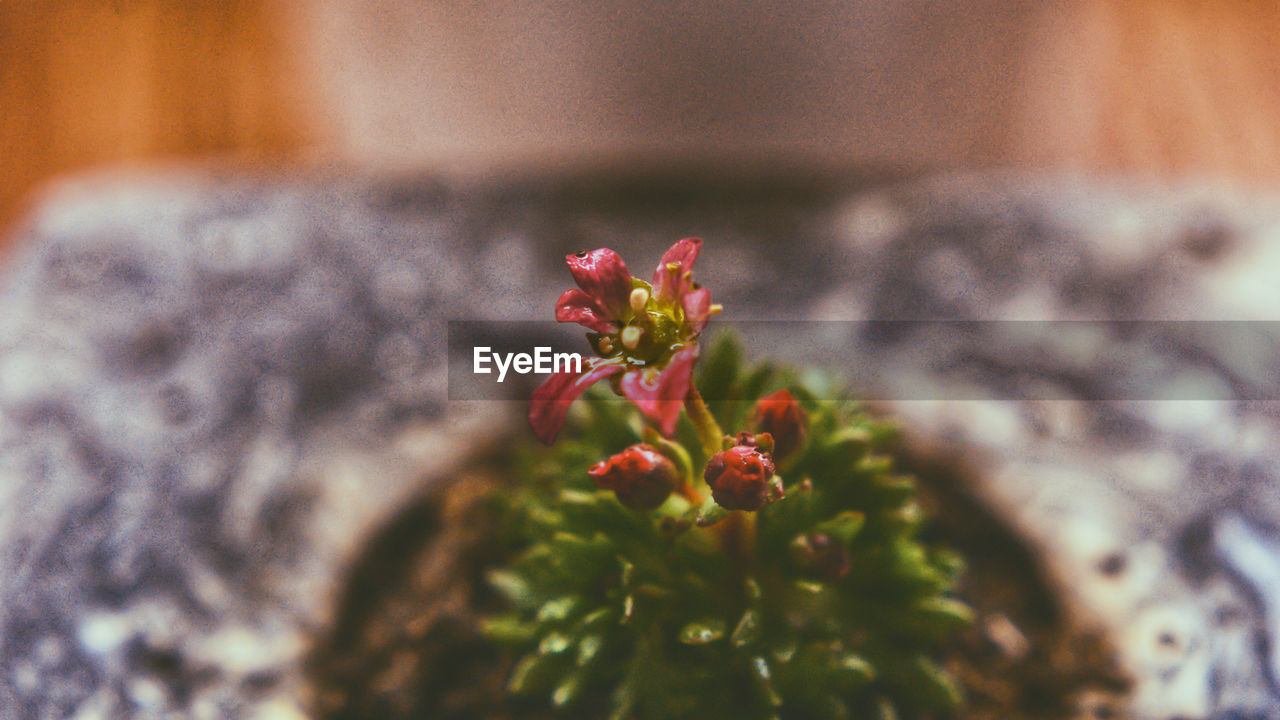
629;287;650;313
709;303;724;315
598;338;614;354
621;326;643;350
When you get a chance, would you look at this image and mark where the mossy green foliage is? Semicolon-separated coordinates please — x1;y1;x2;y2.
484;334;970;720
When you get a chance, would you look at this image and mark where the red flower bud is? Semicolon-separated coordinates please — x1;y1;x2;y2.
704;445;779;511
588;444;679;511
755;390;806;461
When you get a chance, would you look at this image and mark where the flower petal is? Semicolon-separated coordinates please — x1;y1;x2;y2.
619;345;699;436
566;249;633;320
652;237;702;304
681;287;713;334
555;289;619;333
529;359;625;444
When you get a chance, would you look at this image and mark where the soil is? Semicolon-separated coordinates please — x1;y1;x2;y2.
307;449;1131;720
900;451;1131;720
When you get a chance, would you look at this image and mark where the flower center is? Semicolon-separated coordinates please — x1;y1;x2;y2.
589;281;688;367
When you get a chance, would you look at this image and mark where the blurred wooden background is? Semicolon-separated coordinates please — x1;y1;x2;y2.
0;1;316;240
1014;0;1280;178
3;0;1280;247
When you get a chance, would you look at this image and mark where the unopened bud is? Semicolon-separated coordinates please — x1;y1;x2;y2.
704;445;778;512
588;444;679;510
755;390;807;461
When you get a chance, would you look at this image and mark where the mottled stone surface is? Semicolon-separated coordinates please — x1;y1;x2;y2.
820;176;1280;720
2;166;1280;719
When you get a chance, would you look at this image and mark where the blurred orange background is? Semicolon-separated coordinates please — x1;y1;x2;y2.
4;0;1280;245
0;1;317;241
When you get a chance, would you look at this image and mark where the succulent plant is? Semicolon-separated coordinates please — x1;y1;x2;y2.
484;241;969;720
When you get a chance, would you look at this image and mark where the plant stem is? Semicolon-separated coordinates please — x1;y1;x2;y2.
719;510;758;562
684;384;724;459
741;509;757;547
677;482;704;504
684;385;757;564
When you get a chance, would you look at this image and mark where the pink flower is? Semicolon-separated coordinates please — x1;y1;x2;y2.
554;248;633;333
530;239;717;444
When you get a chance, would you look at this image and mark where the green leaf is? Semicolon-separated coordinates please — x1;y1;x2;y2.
698;330;743;407
868;420;900;446
580;607;615;629
730;610;761;648
794;580;828;595
555;494;637;534
694;497;729;527
636;582;674;599
882;502;923;535
558;489;604;507
820;426;871;462
524;506;566;531
643;427;696;482
771;638;798;664
871;475;916;506
539;630;573;655
816;694;850;720
480;613;538;644
487;570;534;608
932;548;966;579
858;454;895;478
552;672;586;708
537;595;582;623
906;656;964;709
832;653;876;690
507;652;560;695
678;618;727;645
608;661;641;720
550;530;608;558
751;656;783;707
676;524;721;556
911;597;974;637
815;510;866;546
739;363;780;409
576;633;604;666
